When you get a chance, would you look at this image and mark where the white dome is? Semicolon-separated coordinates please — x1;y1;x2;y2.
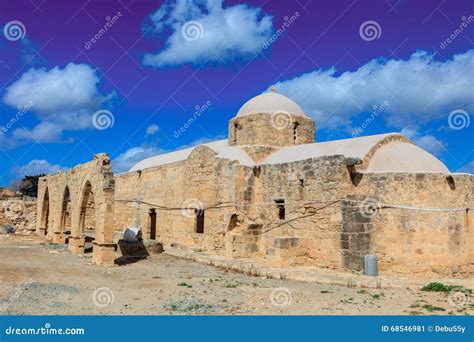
237;92;306;117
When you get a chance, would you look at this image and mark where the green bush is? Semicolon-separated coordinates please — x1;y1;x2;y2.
421;282;472;294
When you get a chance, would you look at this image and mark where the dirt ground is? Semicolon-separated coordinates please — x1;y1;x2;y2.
0;234;472;316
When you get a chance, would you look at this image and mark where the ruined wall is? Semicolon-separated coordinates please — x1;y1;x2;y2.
36;153;115;266
1;196;37;232
350;172;473;276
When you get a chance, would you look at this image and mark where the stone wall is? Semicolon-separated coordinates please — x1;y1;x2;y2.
1;196;37;232
228;113;315;148
352;172;473;276
114;146;241;254
226;155;352;269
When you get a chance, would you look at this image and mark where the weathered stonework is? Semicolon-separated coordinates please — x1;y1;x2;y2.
36;153;115;266
35;93;473;276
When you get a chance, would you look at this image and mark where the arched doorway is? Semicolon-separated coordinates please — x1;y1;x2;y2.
60;186;71;242
39;188;49;236
79;181;96;253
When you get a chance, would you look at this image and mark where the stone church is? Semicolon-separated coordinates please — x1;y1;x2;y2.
36;91;473;276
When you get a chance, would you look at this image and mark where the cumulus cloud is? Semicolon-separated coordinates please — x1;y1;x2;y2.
145;124;160;136
274;50;474;129
112;145;162;173
2;63;114;146
456;160;474;174
12;159;67;178
142;0;273;67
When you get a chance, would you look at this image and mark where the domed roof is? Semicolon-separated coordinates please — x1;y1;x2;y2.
237;91;306;117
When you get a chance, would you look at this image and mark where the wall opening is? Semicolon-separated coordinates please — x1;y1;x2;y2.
40;188;49;235
79;181;96;253
227;214;239;231
293;122;299;144
149;209;157;240
60;186;71;238
299;178;305;199
195;209;205;234
275;199;285;220
233;123;238;144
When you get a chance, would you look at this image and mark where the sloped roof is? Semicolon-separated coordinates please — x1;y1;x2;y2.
262;133;396;164
128;140;254;172
127;133;449;174
365;141;449;173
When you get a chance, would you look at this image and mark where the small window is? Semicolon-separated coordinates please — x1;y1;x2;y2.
195;209;204;233
293;122;299;144
233;123;238;144
149;209;157;240
275;199;285;220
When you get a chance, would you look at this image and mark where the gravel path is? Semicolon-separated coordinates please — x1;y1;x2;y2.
0;235;472;316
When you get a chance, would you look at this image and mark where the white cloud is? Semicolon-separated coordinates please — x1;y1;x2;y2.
456;160;474;174
142;0;273;67
274;50;474;129
145;124;160;136
2;63;114;146
113;145;162;173
400;127;446;156
12;159;67;178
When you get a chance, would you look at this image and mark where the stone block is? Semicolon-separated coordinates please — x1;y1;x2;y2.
274;237;300;249
93;242;116;266
68;237;85;254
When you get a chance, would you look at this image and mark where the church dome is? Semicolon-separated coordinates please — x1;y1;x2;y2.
237;91;306;117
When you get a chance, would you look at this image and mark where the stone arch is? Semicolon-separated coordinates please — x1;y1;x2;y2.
39;153;115;265
358;134;411;170
69;178;96;254
38;187;49;236
52;184;72;243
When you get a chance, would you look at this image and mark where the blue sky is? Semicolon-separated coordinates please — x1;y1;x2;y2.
0;0;473;186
